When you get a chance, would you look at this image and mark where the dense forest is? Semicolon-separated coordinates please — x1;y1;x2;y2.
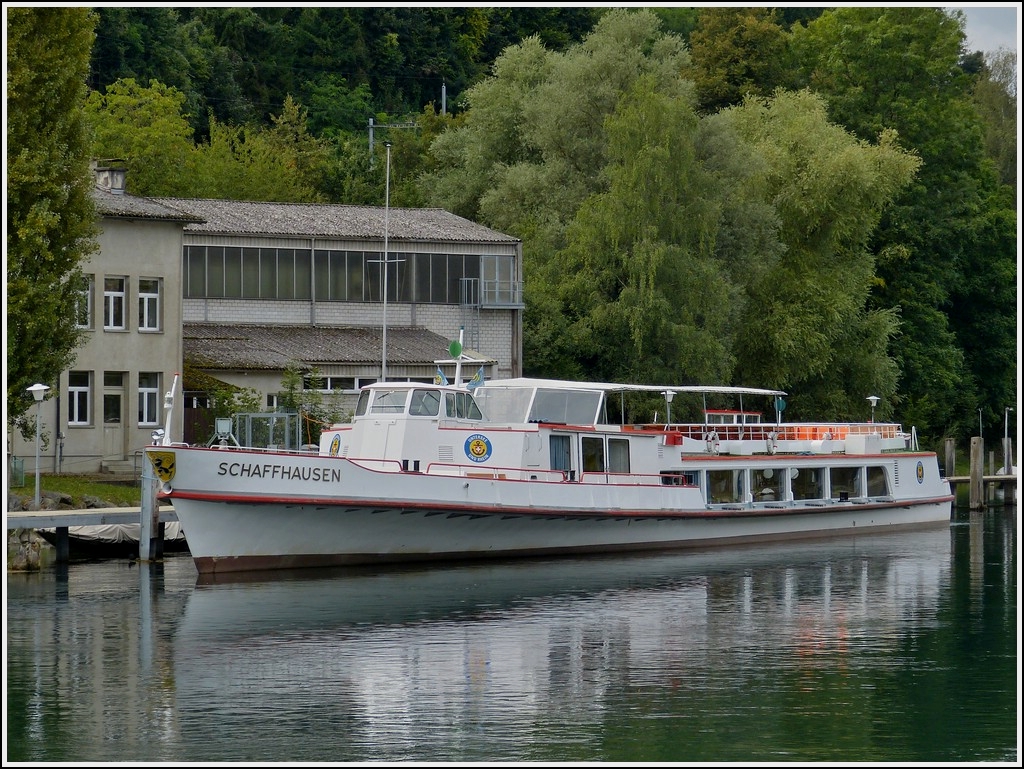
7;7;1017;449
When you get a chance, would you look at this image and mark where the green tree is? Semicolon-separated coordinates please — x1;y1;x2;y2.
7;7;99;424
190;98;327;202
687;6;792;114
84;78;196;196
972;48;1017;189
553;76;733;385
713;91;919;419
792;7;1016;441
421;10;692;378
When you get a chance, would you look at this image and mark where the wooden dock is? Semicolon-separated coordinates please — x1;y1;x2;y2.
7;507;178;563
945;475;1016;487
6;506;177;530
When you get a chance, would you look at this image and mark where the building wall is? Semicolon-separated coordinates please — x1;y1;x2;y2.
13;217;185;476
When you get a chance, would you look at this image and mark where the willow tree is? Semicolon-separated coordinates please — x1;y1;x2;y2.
553;76;735;386
421;9;693;378
7;7;98;424
712;90;920;421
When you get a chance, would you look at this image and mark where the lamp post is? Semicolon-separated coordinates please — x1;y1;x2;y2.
1005;406;1014;475
866;395;879;424
27;383;49;509
664;390;674;425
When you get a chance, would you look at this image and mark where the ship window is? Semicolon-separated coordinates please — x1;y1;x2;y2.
608;438;630;473
549;435;571;473
830;466;861;498
409;389;441;417
370;390;407;413
706;469;744;504
444;392;484;420
791;467;825;500
354;390;370;416
581;436;604;473
752;466;783;501
866;466;889;496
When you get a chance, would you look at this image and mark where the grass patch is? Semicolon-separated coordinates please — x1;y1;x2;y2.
9;474;142;508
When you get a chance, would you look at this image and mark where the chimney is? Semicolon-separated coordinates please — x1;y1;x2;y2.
91;159;127;195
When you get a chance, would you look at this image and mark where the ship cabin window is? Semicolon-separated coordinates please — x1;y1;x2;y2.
549;434;572;475
661;469;698;486
355;390;370;416
608;437;630;473
706;469;745;504
752;466;784;501
409;389;441;417
830;466;862;499
369;389;407;414
581;436;604;473
791;467;825;500
866;466;889;496
445;391;484;420
580;436;631;475
705;410;761;425
530;388;602;425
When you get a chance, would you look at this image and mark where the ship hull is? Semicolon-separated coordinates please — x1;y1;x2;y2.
155;446;953;575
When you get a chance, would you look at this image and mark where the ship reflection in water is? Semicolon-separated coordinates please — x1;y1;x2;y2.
171;522;976;762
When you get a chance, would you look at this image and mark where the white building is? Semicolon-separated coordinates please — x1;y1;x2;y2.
13;168;523;478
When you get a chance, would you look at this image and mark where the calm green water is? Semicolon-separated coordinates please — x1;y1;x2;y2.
5;506;1018;763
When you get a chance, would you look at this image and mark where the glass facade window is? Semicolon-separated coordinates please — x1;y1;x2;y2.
184;246;515;305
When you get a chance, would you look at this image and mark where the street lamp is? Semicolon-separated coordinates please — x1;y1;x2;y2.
664;390;674;425
1005;406;1014;475
866;395;879;424
27;383;49;509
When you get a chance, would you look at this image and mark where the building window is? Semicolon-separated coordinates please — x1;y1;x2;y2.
75;274;94;329
186;245;510;306
481;254;520;306
138;278;161;331
103;371;123;424
138;372;160;425
68;371;92;425
103;277;126;330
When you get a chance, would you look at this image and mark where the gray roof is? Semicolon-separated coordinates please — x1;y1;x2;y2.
153;198;519;244
184;323;491;370
92;187;205;223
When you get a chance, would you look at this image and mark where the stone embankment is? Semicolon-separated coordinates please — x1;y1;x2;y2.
7;490;127;571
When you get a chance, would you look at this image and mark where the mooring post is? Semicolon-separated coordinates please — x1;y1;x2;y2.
969;436;984;510
944;438;955;478
139;462;160;562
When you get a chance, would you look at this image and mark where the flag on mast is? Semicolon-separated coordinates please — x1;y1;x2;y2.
434;367;449;386
467;365;485;391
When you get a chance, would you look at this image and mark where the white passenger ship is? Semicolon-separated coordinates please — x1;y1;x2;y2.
148;376;953;574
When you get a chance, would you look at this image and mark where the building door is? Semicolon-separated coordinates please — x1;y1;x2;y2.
102;371;126;460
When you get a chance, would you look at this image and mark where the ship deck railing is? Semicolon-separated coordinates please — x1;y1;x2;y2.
626;421;905;442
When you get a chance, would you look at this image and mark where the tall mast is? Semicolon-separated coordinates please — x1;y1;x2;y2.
381;142;391;382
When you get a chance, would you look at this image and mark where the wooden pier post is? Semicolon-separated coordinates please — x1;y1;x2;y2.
969;437;984;510
138;463;161;562
944;438;955;478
